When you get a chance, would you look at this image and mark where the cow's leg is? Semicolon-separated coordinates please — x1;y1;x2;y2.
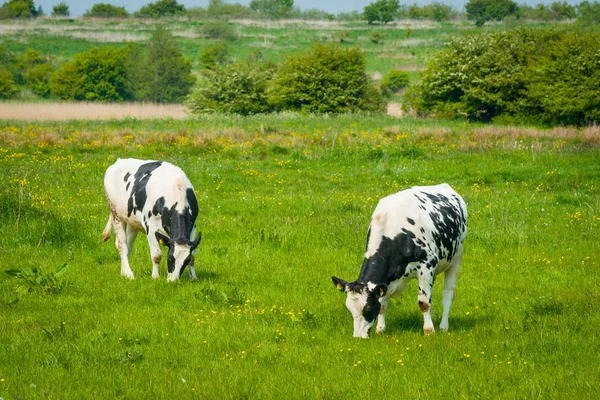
188;255;198;281
112;217;134;279
417;267;435;335
125;225;138;256
440;254;462;332
147;232;162;279
375;296;388;334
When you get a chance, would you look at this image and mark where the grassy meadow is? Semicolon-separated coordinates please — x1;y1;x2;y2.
0;114;599;398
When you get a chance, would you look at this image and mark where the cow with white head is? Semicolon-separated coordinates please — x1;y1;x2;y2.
103;158;202;281
332;183;467;338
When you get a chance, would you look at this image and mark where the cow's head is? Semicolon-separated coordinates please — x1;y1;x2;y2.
332;276;387;339
156;231;202;281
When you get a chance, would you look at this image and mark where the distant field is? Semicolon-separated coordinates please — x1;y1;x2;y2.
0;102;188;120
0;115;598;398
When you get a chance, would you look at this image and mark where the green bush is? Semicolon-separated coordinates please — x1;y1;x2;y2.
407;28;600;126
363;0;399;24
465;0;517;25
369;30;385;44
269;43;385;114
134;0;186;18
201;20;238;40
0;68;17;98
0;0;38;19
84;3;128;18
525;32;600;126
50;46;132;102
51;1;69;16
199;41;230;71
18;48;54;97
186;62;273;115
381;70;409;93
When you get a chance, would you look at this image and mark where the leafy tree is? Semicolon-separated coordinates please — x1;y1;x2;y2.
269;43;384;114
186;62;273;115
0;68;17;98
577;1;600;25
50;46;132;101
465;0;517;25
135;0;186;18
84;3;128;18
369;30;385;44
0;0;38;19
363;0;399;24
125;26;195;103
51;1;69;16
249;0;294;19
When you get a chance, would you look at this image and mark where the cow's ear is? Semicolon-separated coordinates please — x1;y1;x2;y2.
372;283;387;298
191;232;202;250
155;231;170;247
332;276;347;292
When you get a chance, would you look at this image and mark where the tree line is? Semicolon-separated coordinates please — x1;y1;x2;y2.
2;0;599;24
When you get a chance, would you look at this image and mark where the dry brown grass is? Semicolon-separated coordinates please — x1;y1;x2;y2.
0;102;188;121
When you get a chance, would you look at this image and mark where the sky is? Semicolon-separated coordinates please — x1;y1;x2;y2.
34;0;582;18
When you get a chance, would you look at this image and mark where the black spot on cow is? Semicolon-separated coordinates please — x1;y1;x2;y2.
358;231;427;285
123;172;130;182
127;162;162;217
406;217;415;225
186;188;198;224
153;197;166;216
126;182;131;192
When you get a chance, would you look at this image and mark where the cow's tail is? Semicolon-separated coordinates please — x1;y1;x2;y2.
102;216;112;242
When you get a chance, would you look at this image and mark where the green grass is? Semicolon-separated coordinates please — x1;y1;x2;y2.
1;114;599;398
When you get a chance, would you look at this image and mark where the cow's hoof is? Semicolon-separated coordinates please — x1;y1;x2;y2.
122;273;134;280
423;327;434;335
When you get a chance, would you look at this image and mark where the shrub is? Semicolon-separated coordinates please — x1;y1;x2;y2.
407;28;600;126
201;20;238;40
363;0;399;24
0;68;17;98
369;30;385;44
465;0;517;25
525;32;600;126
381;70;409;93
199;41;230;71
0;0;38;19
186;62;273;115
51;1;69;16
84;3;128;18
51;46;132;102
134;0;186;18
18;48;54;97
269;43;385;114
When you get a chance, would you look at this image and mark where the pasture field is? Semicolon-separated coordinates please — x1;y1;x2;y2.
0;114;599;398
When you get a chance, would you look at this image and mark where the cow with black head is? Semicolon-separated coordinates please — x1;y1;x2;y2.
332;184;467;338
103;158;202;281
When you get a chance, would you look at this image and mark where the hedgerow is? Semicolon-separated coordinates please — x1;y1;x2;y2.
407;28;600;126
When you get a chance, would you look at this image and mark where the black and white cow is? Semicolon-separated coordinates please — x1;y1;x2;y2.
103;158;202;281
332;183;467;338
